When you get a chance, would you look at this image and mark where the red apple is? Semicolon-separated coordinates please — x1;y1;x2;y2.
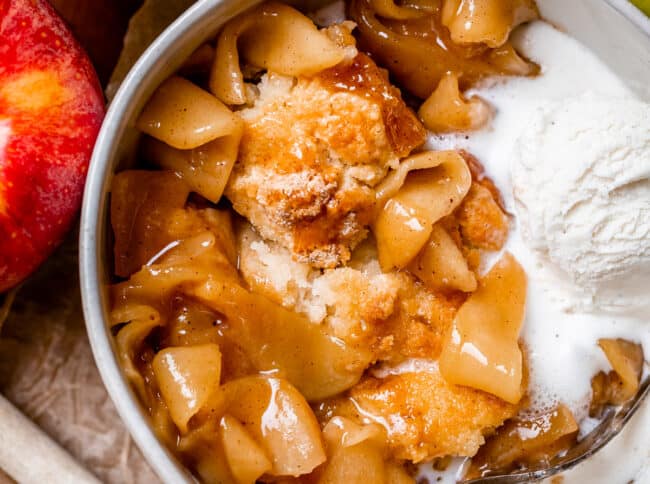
0;0;105;292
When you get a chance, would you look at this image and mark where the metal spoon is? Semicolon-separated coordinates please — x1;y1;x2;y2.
463;376;650;483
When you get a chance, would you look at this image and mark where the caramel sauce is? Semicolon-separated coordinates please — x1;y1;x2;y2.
349;0;539;98
318;53;426;157
468;404;579;478
111;171;190;277
161;296;257;382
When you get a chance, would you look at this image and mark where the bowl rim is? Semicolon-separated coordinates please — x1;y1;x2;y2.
79;1;650;482
79;1;258;482
608;0;650;34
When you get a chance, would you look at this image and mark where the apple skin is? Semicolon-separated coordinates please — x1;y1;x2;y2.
0;0;105;292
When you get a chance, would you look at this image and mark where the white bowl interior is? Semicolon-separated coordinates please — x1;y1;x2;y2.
79;1;650;482
541;0;650;99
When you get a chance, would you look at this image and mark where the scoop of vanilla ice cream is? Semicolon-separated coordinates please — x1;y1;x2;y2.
511;94;650;317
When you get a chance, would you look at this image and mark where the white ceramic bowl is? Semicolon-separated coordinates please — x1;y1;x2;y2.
79;1;650;482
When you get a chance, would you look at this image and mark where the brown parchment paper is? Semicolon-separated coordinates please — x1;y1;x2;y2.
0;236;159;483
0;1;199;482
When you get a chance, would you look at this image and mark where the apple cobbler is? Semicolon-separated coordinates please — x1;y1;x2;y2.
109;1;645;482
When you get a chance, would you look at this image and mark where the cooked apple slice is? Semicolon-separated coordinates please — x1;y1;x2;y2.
152;344;222;433
323;417;384;447
369;0;430;19
177;420;234;483
599;338;644;399
113;305;162;401
210;1;346;104
318;437;386;483
191;280;372;400
316;417;412;484
374;152;471;271
220;415;272;484
441;0;539;48
590;339;644;416
142;119;243;203
137;76;240;149
419;72;491;133
111;231;239;316
221;377;326;477
469;404;578;477
487;42;539;76
439;252;527;403
409;223;477;292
